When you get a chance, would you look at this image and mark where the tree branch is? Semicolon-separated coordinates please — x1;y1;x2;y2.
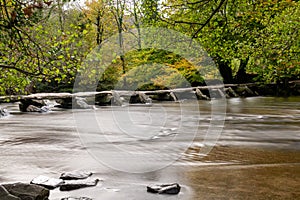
192;0;227;39
0;64;39;76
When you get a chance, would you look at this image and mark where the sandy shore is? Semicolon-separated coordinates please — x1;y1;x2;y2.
181;146;300;200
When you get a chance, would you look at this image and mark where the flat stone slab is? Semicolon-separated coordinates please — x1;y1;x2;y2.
147;183;181;194
2;183;49;200
60;171;93;180
59;179;99;191
31;175;64;189
61;197;93;200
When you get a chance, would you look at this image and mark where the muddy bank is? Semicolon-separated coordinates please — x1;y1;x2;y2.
182;146;300;200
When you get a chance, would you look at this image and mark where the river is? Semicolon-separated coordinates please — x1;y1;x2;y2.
0;96;299;199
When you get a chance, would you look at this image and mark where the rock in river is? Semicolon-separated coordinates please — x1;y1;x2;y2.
74;97;95;109
31;175;64;189
60;171;93;180
61;197;93;200
0;185;20;200
147;183;181;195
0;107;9;117
59;179;99;191
25;105;50;113
2;183;49;200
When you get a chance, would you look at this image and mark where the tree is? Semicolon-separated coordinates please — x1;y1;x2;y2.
250;1;300;86
108;0;127;86
83;0;115;45
0;0;90;94
158;0;299;84
141;0;159;25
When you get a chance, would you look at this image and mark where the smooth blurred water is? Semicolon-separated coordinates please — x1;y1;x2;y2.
0;96;299;199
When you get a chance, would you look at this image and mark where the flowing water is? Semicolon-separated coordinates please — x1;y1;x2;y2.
0;96;299;199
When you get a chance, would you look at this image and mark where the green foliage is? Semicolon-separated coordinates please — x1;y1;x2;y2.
0;0;299;96
0;1;91;95
161;0;300;84
98;48;205;91
250;1;300;83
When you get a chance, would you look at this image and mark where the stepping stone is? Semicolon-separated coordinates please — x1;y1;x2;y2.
31;175;64;189
147;183;181;194
59;179;99;191
61;198;92;200
60;171;93;180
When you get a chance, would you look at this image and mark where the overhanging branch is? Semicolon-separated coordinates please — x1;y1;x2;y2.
0;64;39;76
192;0;227;39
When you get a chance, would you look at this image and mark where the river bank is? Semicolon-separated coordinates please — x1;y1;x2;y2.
183;146;300;200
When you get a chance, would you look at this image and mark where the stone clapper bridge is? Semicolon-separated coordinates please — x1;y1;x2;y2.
0;84;259;111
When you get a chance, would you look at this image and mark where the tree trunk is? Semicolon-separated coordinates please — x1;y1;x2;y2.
96;14;103;45
235;57;249;83
215;57;233;84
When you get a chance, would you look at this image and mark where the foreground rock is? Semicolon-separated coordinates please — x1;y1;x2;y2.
147;183;181;195
2;183;49;200
0;185;20;200
61;197;93;200
31;175;64;189
59;179;99;191
60;171;93;180
0;107;9;117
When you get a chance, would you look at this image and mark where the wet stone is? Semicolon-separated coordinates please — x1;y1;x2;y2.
24;105;50;113
0;185;20;200
19;99;46;112
2;183;50;200
31;175;64;189
61;197;93;200
74;97;94;109
40;106;51;113
147;183;181;195
60;171;93;180
59;179;99;191
0;107;9;117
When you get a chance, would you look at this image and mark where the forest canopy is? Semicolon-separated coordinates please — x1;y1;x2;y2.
0;0;299;95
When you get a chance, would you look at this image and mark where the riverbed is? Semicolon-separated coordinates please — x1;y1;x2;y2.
0;96;299;199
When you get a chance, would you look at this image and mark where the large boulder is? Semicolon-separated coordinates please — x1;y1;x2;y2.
0;185;20;200
2;183;49;200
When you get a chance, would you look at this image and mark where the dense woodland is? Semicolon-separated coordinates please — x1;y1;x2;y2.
0;0;299;95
